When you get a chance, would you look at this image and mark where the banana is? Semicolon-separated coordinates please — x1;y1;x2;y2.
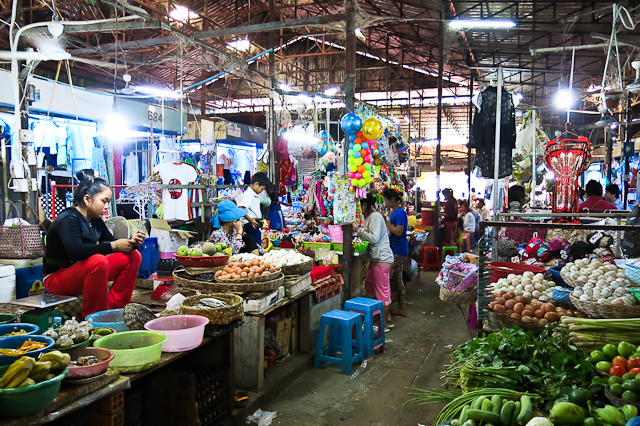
28;361;51;382
18;378;36;387
6;369;29;389
40;351;71;373
0;356;35;388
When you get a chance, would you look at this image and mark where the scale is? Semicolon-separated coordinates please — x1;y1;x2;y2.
10;294;77;331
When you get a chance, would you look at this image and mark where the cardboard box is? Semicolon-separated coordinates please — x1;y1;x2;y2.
462;253;479;264
149;219;195;259
266;313;292;357
243;289;281;314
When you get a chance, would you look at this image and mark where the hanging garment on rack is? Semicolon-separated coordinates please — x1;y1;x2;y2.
470;86;517;179
544;136;591;217
124;153;140;186
92;146;108;180
113;145;123;187
154;162;198;221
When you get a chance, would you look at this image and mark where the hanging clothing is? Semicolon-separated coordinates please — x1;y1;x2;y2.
124;153;140;186
92;146;108;180
113;145;123;187
544;137;591;216
470;86;517;179
154;162;198;220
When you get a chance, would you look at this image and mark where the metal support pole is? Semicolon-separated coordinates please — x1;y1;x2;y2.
342;0;356;299
268;0;278;189
491;66;503;260
567;48;576;123
531;109;537;206
435;7;444;247
467;78;473;201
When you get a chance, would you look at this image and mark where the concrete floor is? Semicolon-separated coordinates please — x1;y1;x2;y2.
263;271;474;426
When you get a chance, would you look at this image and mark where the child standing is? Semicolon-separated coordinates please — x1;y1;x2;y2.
235;172;272;255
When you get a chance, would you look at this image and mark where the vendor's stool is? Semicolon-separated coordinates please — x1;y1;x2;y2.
441;245;458;263
314;310;364;375
343;297;385;359
420;246;440;270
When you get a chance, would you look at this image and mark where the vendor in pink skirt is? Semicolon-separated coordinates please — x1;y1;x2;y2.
355;193;394;331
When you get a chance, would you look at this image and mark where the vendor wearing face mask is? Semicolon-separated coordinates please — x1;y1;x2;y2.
43;170;143;319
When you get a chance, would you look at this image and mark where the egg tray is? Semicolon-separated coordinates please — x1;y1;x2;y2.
173;270;284;294
214;269;281;283
569;293;640;319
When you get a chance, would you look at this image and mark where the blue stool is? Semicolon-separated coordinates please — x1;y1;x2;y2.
313;310;364;375
344;297;385;358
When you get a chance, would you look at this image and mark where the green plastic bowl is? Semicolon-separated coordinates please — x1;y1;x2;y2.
0;314;16;325
93;331;166;374
0;366;67;418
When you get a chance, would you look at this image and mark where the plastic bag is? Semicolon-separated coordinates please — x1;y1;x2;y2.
246;409;277;426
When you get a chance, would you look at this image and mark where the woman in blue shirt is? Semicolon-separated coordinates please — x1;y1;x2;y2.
383;188;409;317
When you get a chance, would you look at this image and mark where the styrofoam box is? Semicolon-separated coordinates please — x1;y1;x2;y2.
243;290;281;314
283;273;312;298
0;264;16;303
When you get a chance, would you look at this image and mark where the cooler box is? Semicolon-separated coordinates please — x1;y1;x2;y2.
0;258;43;299
138;238;160;279
0;264;16;302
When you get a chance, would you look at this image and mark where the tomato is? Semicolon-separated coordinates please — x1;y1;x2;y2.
630;368;640;376
628;358;640;371
613;358;629;368
610;365;628;377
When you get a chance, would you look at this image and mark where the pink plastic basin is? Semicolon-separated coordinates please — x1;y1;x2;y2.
66;347;115;379
144;315;208;352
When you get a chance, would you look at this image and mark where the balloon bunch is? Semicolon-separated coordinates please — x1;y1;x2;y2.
341;114;385;197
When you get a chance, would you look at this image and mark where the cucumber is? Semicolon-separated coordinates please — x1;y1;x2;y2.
482;399;492;412
463;420;477;426
511;402;521;426
460;405;470;424
466;409;502;426
517;395;533;426
473;396;487;410
500;401;515;426
491;395;502;414
451;420;461;426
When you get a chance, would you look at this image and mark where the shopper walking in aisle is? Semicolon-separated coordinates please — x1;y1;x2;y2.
383;188;409;318
579;180;618;212
355;193;394;330
236;172;272;254
442;188;458;243
43;170;143;319
605;184;624;210
208;200;261;255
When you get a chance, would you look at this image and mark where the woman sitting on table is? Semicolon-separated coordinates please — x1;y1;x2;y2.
43;170;143;319
208;199;261;255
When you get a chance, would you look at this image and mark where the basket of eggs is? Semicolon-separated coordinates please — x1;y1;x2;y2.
488;290;588;333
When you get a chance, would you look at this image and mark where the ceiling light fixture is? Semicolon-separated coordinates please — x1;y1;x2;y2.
227;39;251;51
448;19;516;30
278;82;293;92
354;28;366;40
169;6;199;23
136;85;183;99
324;86;339;96
554;88;573;110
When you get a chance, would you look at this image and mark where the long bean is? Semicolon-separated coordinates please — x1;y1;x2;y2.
434;389;539;424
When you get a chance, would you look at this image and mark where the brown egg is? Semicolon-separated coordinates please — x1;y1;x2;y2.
505;299;517;310
538;319;549;326
544;312;560;322
521;316;533;323
522;310;534;318
498;290;507;297
495;297;506;305
506;309;514;315
240;272;248;278
534;310;545;319
513;303;525;314
489;301;497;309
510;313;522;320
494;304;507;314
530;317;539;323
515;296;529;305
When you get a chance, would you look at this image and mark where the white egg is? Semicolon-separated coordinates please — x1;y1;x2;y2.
523;291;532;299
515;289;524;296
532;290;541;298
524;284;534;292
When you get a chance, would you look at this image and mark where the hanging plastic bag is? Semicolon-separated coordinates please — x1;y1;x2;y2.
268;203;284;231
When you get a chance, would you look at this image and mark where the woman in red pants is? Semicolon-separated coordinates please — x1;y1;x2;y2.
43;170;143;319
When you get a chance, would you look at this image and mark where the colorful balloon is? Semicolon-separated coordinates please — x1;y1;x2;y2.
358;179;366;187
351;178;358;186
364;163;371;170
348;149;354;157
348;156;354;164
363;171;371;179
362;117;383;140
355;138;363;144
341;113;363;135
355;157;363;166
365;177;372;184
349;172;356;178
357;131;364;138
355;172;362;179
353;144;361;152
364;155;372;163
349;134;356;142
357;165;365;173
360;149;367;157
353;151;361;158
361;142;368;150
349;164;357;173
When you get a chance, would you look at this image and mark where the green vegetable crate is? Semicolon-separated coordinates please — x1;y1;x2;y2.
331;242;369;253
303;242;332;251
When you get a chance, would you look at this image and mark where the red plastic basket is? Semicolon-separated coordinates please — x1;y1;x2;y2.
175;255;230;268
488;261;545;283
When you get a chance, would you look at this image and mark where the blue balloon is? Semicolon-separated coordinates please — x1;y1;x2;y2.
350;143;355;149
349;134;356;142
354;152;361;158
340;113;362;134
361;142;368;150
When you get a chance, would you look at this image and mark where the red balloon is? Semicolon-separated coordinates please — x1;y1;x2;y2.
355;138;363;144
357;165;366;173
357;131;365;138
365;149;371;155
360;149;367;156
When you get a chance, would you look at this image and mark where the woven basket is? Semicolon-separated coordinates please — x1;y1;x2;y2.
174;270;284;293
559;269;579;288
439;286;477;305
181;293;244;325
0;201;45;259
569;294;640;319
281;259;313;277
605;387;640;410
487;309;546;334
215;268;281;283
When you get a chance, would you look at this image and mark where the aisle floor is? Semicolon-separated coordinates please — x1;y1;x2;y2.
262;271;473;426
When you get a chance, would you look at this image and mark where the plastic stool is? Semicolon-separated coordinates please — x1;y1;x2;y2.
344;297;385;359
313;310;365;375
420;246;440;269
441;245;458;263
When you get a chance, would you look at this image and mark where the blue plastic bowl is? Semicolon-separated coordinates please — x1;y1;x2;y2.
0;323;39;338
0;335;55;367
85;309;129;333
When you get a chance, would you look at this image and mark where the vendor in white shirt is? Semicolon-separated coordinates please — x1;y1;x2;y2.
605;184;625;210
235;172;272;254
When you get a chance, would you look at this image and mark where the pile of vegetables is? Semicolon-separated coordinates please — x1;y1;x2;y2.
560;317;640;352
561;259;637;306
490;272;555;302
444;327;595;398
489;293;587;325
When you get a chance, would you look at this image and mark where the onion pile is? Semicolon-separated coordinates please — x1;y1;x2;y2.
489;271;555;303
562;259;638;306
489;292;588;324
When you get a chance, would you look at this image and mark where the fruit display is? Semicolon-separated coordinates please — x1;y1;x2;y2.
261;250;312;267
490;272;556;302
177;243;231;257
562;259;638;306
589;341;640;380
0;340;48;356
215;258;280;280
489;292;587;325
0;351;69;389
43;318;93;349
